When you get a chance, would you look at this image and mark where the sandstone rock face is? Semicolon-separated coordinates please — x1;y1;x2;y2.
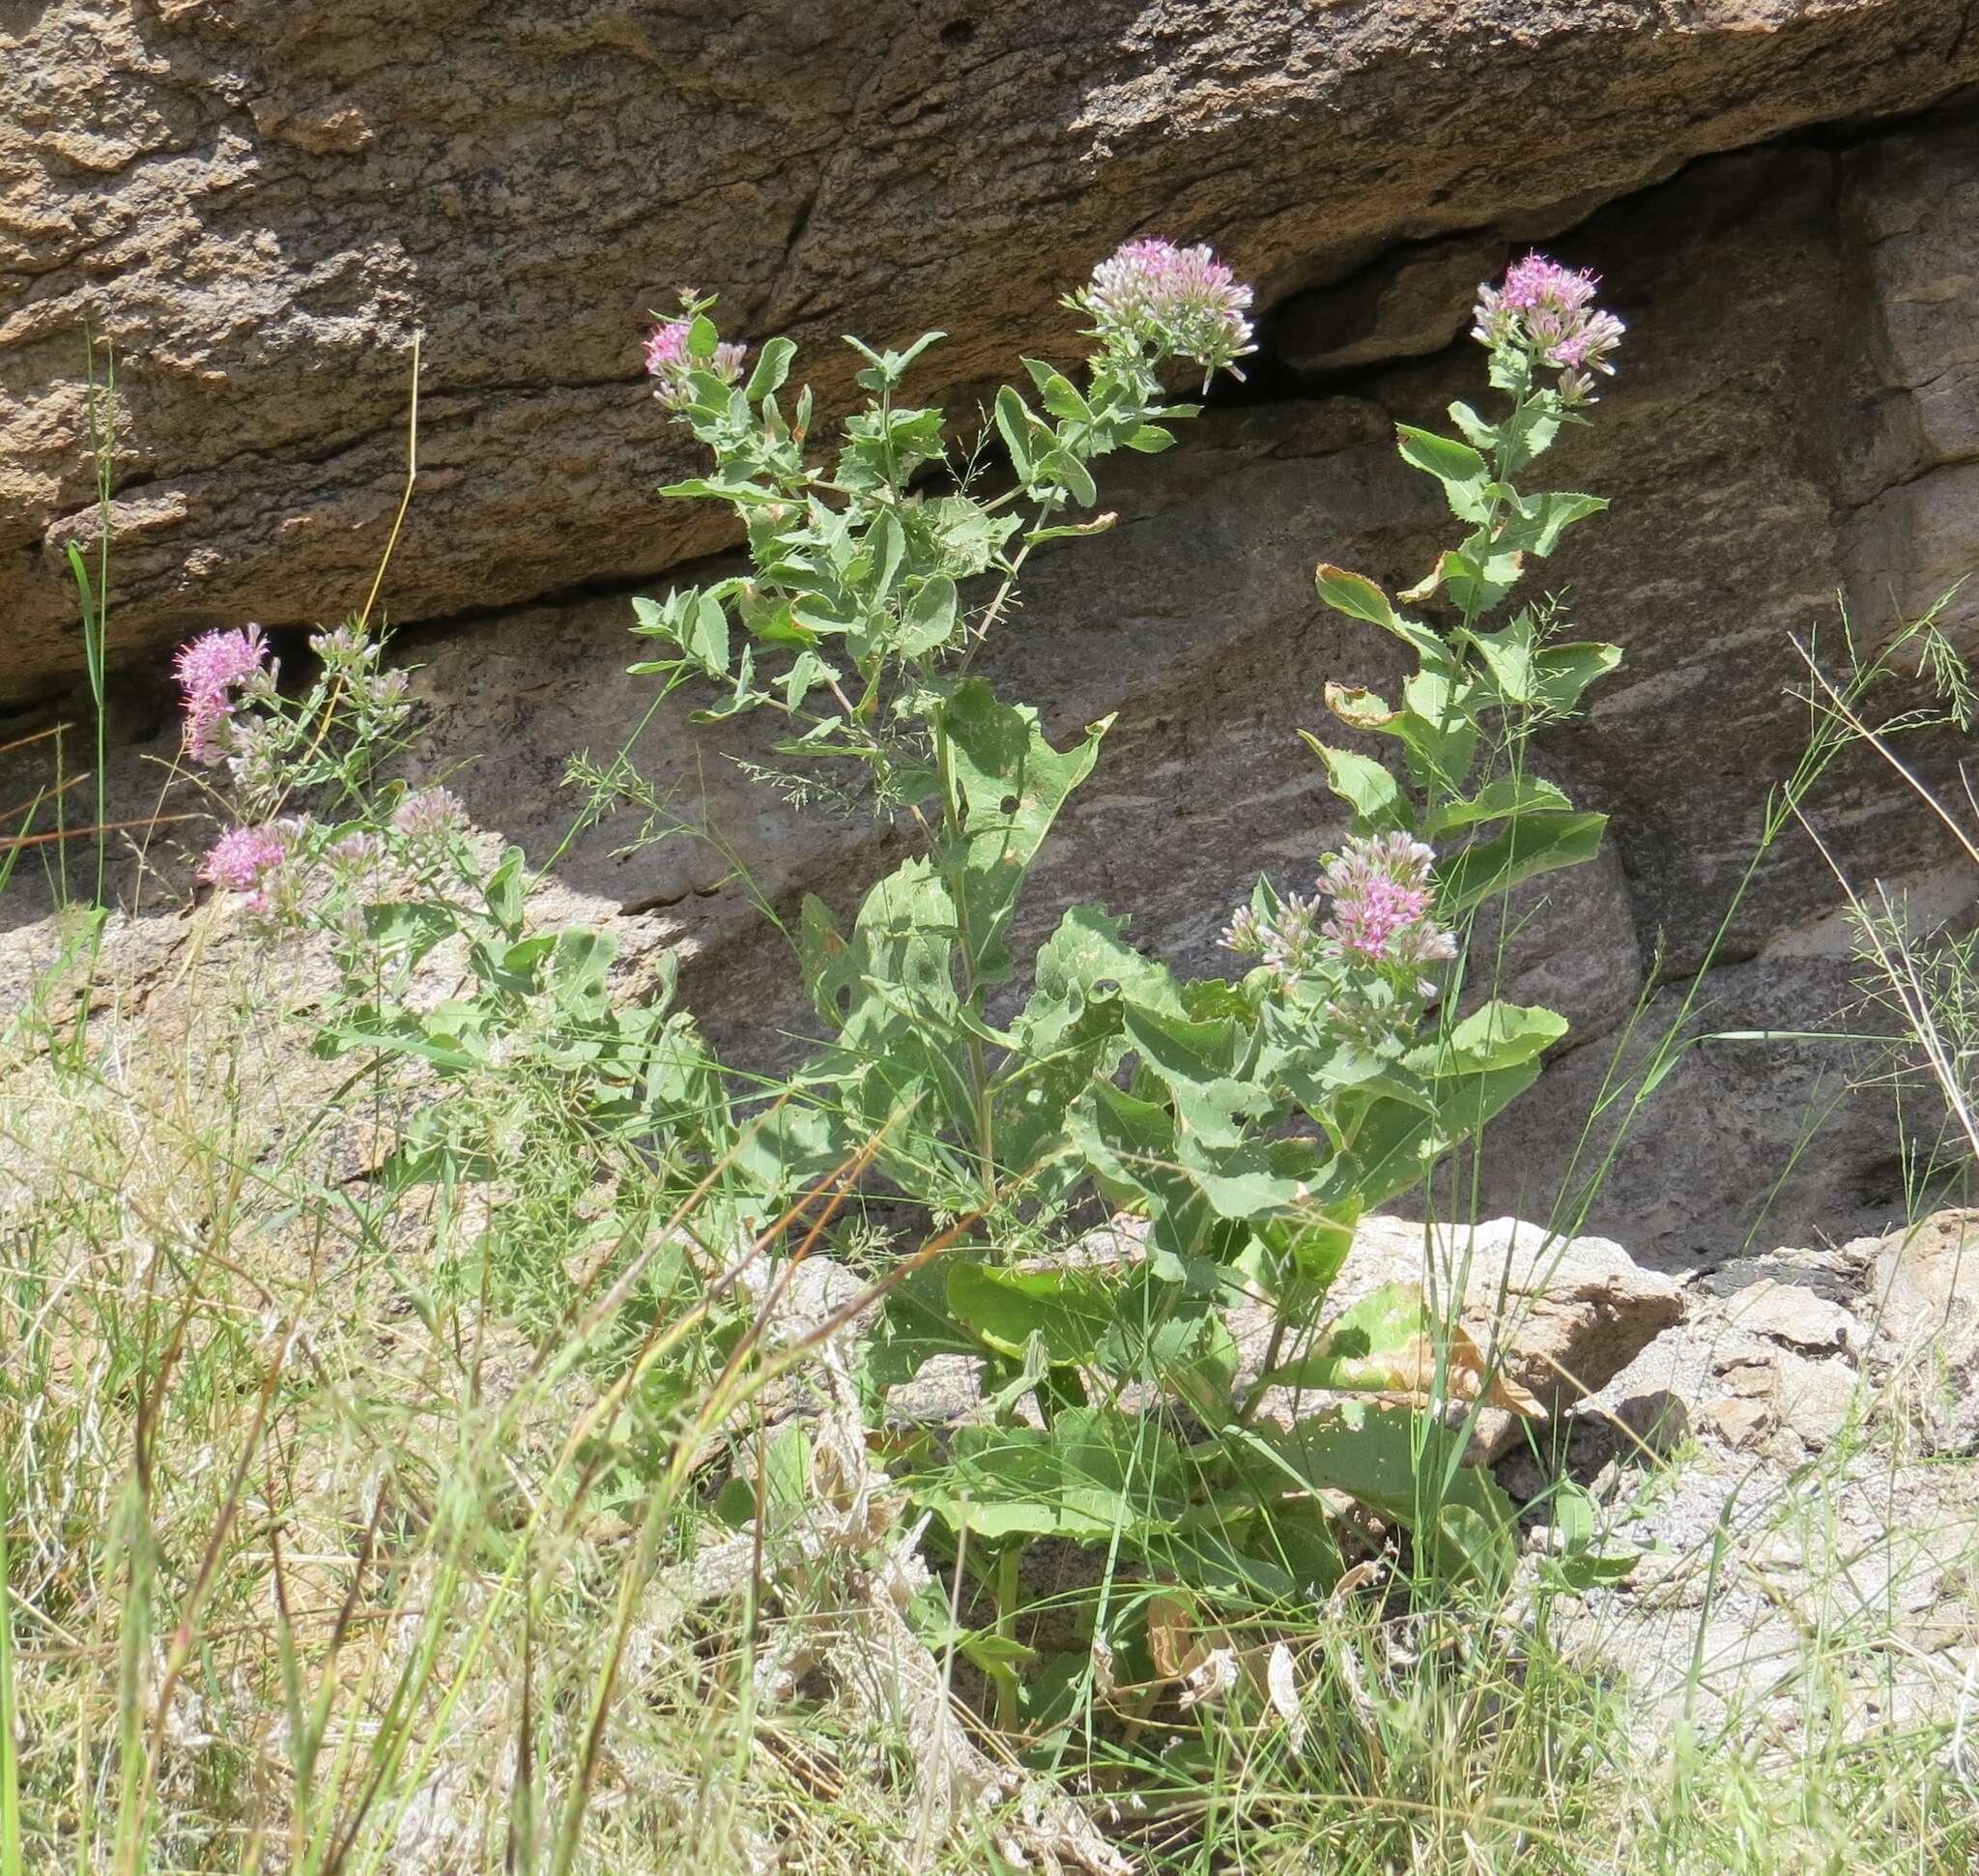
7;2;1979;694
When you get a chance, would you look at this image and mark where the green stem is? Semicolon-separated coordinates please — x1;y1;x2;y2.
932;707;997;1201
992;1544;1021;1731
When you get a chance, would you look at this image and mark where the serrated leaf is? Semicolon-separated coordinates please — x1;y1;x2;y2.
1324;681;1402;729
1434;811;1607;914
1396;426;1493;523
1435;1000;1569;1073
898;574;959;657
993;386;1037;479
1039;447;1098;507
1421;774;1572;836
1315;563;1397;627
1300;734;1402;825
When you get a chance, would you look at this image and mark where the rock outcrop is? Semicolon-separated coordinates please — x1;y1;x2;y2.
4;11;1977;1258
7;2;1979;693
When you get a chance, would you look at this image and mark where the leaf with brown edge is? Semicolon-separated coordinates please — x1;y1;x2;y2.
1324;680;1401;729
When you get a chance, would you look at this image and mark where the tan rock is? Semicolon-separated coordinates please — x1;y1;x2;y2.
1236;1212;1683;1457
7;2;1979;693
1865;1209;1979;1365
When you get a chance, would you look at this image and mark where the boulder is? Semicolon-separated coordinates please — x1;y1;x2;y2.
1232;1212;1685;1456
7;2;1979;694
1863;1209;1979;1367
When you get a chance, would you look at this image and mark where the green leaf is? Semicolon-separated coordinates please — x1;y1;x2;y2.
1448;400;1495;452
1026;363;1093;423
361;900;458;965
914;1406;1187;1544
1038;447;1097;508
898;574;959;658
1123;423;1177;453
1438;1502;1515;1595
685;590;730;677
1435;1000;1569;1073
629;593;672;639
1433;545;1526;615
1316;564;1450;665
1396;426;1493;523
1421;774;1571;837
1496;401;1562;475
550;928;617;1020
946;1260;1120;1365
1530;640;1622;714
744;335;797;402
1265;1284;1430;1392
484;846;528;939
1336;1062;1543;1208
939;681;1106;988
993;386;1038;480
1498;490;1606;560
1300;735;1402;826
1315;563;1398;627
1434;811;1607;914
1249;1400;1513;1583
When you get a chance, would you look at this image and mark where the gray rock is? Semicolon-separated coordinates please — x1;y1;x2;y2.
1863;1208;1979;1365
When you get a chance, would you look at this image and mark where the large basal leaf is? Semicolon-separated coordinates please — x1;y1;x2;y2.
914;1406;1188;1544
1248;1400;1515;1585
946;1259;1120;1365
1333;1061;1546;1209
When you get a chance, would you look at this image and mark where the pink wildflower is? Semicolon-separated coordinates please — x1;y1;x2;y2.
1219;891;1324;976
645;315;747;409
1318;832;1457;968
1076;238;1254;380
1473;252;1624;399
199;823;287;911
173;625;271;763
391;785;467;840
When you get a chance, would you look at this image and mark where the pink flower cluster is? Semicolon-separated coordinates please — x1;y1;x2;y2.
1077;238;1255;380
391;784;467;841
173;625;272;763
199;823;287;913
645;316;748;409
1219;891;1325;976
1472;252;1624;401
1318;832;1457;970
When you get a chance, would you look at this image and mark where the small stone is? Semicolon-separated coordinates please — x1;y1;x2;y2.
1707;1393;1773;1450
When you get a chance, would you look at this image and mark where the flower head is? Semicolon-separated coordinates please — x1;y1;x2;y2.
1075;238;1254;383
1219;890;1325;977
392;785;467;842
199;823;288;912
1472;252;1624;401
645;315;747;409
1318;832;1457;970
173;626;272;763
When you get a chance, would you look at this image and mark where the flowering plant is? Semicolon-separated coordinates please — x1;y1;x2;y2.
628;245;1626;1615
